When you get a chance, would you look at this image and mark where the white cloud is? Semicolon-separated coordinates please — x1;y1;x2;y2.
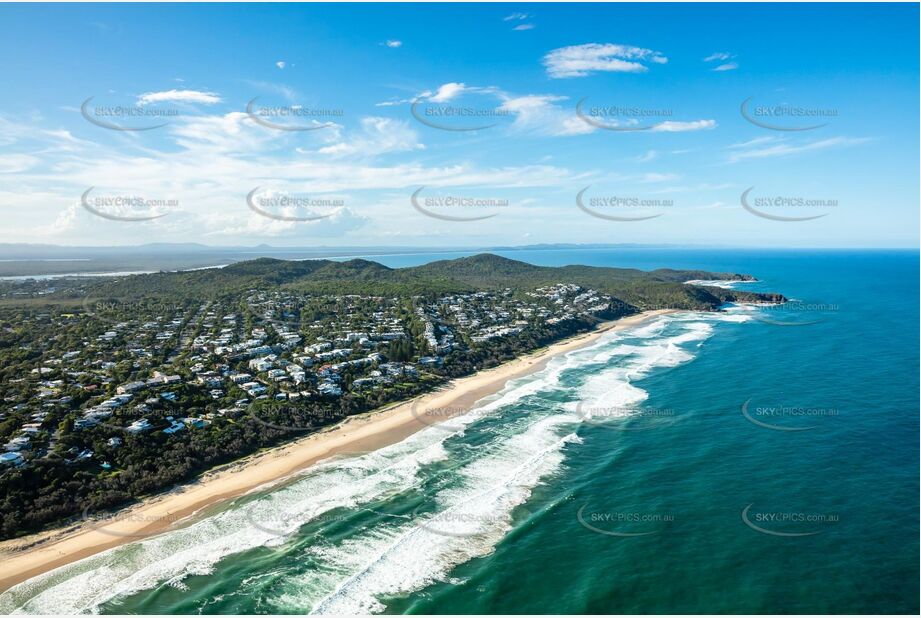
374;98;411;107
499;94;593;136
704;53;738;71
136;89;222;105
636;150;658;163
207;204;367;239
384;40;402;48
38;202;79;237
727;136;781;149
413;83;501;105
428;82;469;103
513;24;535;31
648;182;734;195
275;61;286;69
504;12;530;21
243;79;298;102
318;117;424;157
543;43;668;78
171;111;273;152
650;119;716;132
0;154;39;173
703;52;733;62
638;172;681;183
408;83;593;136
727;136;870;163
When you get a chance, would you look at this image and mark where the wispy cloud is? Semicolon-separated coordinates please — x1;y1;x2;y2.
704;52;738;71
703;52;733;62
0;154;39;174
728;136;781;149
242;80;298;102
136;89;222;105
648;182;735;195
499;94;593;136
505;12;535;30
727;136;870;163
428;82;469;102
317;117;424;157
650;120;716;132
383;40;402;48
411;83;593;136
543;43;667;78
375;98;411;107
375;82;496;107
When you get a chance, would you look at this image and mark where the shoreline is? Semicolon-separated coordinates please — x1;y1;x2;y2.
0;309;675;592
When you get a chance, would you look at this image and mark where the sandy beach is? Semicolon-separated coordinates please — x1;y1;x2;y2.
0;309;673;592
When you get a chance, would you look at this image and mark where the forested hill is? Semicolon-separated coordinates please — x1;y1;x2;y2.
79;253;784;311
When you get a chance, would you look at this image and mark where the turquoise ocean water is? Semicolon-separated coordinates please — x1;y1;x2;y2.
1;249;917;614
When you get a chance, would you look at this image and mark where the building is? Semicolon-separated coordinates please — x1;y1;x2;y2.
0;452;25;467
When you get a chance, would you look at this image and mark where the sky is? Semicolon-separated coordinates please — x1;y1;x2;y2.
0;2;917;249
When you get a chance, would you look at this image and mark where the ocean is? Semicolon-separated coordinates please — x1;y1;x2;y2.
1;248;917;614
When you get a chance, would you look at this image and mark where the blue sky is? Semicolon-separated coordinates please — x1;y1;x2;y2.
0;3;917;248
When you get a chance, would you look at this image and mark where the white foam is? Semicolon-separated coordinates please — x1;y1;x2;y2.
0;428;453;614
575;316;716;415
288;417;579;614
684;279;757;289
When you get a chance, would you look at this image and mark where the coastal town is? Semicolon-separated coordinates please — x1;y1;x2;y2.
0;283;618;472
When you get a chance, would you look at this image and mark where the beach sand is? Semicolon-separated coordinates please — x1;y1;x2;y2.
0;309;674;592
